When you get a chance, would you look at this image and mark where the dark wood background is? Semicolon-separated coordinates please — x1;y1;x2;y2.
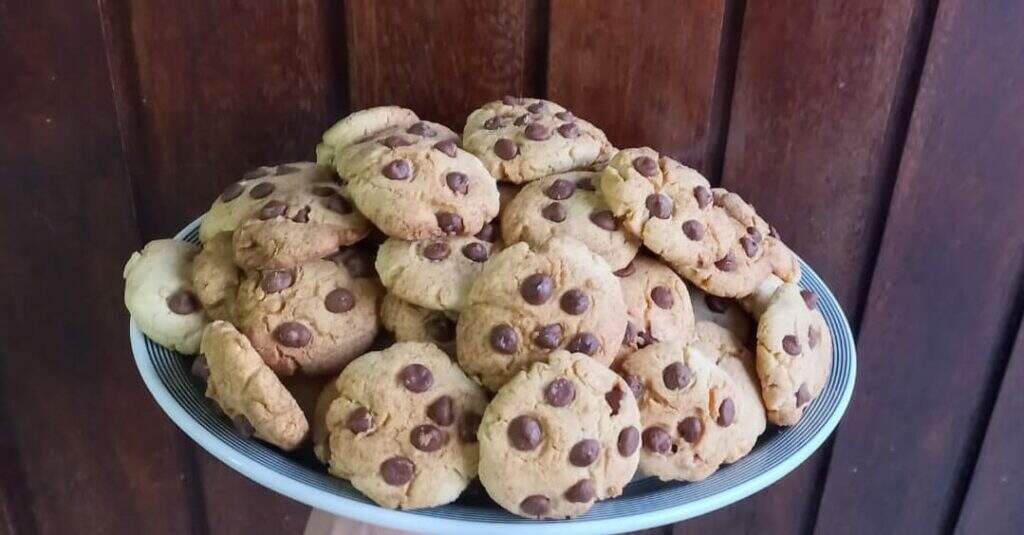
2;1;1022;533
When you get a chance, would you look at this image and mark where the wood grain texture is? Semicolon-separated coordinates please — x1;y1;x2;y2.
546;0;727;175
0;1;197;533
107;0;346;240
346;0;543;131
956;317;1024;534
814;0;1024;532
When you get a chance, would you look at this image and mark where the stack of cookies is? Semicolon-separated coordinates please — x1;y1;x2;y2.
123;97;833;520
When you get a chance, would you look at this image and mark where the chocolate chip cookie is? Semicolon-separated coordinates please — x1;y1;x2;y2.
324;342;488;509
380;293;458;356
462;97;615;184
478;351;640;519
456;237;628;391
235;257;383;376
191;232;241;322
199;321;309;450
124;239;208;354
501;171;640;271
614;254;695;363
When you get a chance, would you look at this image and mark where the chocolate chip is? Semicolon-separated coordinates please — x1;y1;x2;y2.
490;324;519;354
614;261;636;277
569;439;600;467
541;202;567;222
191;355;209;381
459;412;481;442
232;414;255;437
382;159;410;180
520;273;554;304
436;212;464;234
560;289;589;315
410;424;448;452
747;226;763;243
544;378;574;407
259;200;287;220
508;415;542;450
399;364;433;393
514;114;530;126
380;457;414;486
715;251;737;272
243;168;269;180
557;122;580;138
692;186;712;209
605;385;624;415
801;290;819;310
544;178;576;200
651;286;674;309
682;220;704;240
502;95;520;106
167;290;199;315
567;332;600;355
426;316;456;343
563;479;595;503
525;124;550;141
422;242;451;261
590;210;618;230
740;235;759;258
427;396;455;426
494;138;518;160
809;326;821;349
618;427;639;456
527;101;547;113
274;322;312;348
717;398;735;427
346;407;372;434
705;295;731;313
533;324;564;349
380;135;413;148
520;495;550;517
312;186;335;197
275;164;299;175
325;288;355;313
484;116;504;130
407;121;435;137
645;193;672;219
643;426;671;453
446;172;469;194
796;383;811;407
663;362;693;390
678;416;703;443
220;182;244;202
576;176;595;191
292;206;311;223
555;111;574;121
260;270;294;293
462;242;489;262
475;223;499;242
632;156;658;177
624;374;645;402
434;139;458;157
783;335;801;356
249;182;275;199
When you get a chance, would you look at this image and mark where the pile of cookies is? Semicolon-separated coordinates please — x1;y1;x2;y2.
123;97;833;519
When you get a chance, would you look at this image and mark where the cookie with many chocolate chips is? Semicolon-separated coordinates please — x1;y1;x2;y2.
478;351;640;519
462;97;615;184
124;239;208;354
324;342;488;509
456;238;627;391
235;257;383;376
501;171;640;271
191;232;241;322
598;148;792;297
689;282;755;346
199;321;309;450
380;293;458;356
320;106;500;241
753;283;832;425
375;233;501;312
619;340;748;481
614;255;695;364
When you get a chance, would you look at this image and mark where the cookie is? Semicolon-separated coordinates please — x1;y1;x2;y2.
313;375;341;463
739;274;785;319
754;283;832;425
614;255;695;362
316;106;420;167
124;239;208;354
199;321;309;450
462;97;615;184
191;232;241;322
380;293;458;356
619;340;745;481
322;106;500;241
599;148;791;297
478;350;640;519
501;171;640;271
235;257;383;376
324;342;488;509
375;233;501;312
693;322;766;463
457;238;627;391
689;283;755;346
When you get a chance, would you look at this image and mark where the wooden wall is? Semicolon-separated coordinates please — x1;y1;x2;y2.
2;1;1022;533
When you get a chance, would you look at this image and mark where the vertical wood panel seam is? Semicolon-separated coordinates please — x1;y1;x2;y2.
528;0;550;98
705;0;746;185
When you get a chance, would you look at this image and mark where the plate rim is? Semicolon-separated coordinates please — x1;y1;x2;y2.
129;214;857;535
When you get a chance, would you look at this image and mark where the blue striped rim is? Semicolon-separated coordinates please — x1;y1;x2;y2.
133;216;855;529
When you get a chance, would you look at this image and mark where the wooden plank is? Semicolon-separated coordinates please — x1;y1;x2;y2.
814;0;1024;532
0;1;197;533
546;0;728;176
956;317;1024;533
346;0;543;131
